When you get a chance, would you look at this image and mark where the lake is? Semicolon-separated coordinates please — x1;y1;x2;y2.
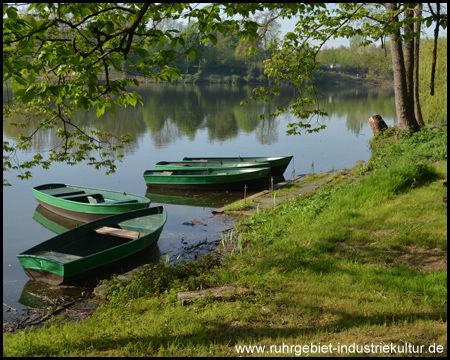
3;82;396;317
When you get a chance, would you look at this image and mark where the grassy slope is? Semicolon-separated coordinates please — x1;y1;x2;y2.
3;128;447;357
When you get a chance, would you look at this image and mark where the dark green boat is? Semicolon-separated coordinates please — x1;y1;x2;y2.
143;168;270;190
182;156;293;175
155;160;270;171
17;206;167;285
33;183;150;222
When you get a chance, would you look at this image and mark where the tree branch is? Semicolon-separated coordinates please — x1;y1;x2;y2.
428;3;440;96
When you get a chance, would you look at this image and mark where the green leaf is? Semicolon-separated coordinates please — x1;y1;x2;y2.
96;104;105;118
188;49;196;62
135;48;149;59
208;33;218;45
105;21;115;34
11;77;29;90
48;86;61;97
12;89;26;100
108;56;122;69
6;6;17;22
128;94;137;107
22;89;36;104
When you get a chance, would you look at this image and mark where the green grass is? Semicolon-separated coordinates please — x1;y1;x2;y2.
224;198;254;211
3;127;447;357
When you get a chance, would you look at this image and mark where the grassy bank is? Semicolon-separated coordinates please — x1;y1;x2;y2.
3;127;447;357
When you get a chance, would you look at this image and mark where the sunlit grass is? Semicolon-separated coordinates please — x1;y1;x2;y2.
224;198;254;211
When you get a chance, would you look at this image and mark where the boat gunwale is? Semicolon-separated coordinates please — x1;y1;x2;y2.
143;167;270;177
33;183;150;203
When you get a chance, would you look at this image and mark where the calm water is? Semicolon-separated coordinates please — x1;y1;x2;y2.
3;83;396;316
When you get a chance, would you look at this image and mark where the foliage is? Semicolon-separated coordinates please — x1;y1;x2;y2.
105;253;222;303
419;38;447;124
316;36;394;81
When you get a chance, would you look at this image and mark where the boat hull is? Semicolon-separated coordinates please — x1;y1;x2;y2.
182;156;293;175
155;161;270;171
33;184;150;222
143;168;270;190
17;206;167;285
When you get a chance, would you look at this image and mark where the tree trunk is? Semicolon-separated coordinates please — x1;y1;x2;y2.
413;4;425;126
403;7;414;104
368;114;388;135
429;3;440;96
384;3;420;132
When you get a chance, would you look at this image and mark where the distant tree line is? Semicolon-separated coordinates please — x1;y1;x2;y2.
125;19;443;88
122;12;281;84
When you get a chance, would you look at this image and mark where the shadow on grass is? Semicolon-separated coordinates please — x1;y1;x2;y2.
24;308;446;356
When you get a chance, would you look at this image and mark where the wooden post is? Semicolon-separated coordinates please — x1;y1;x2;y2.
368;114;388;135
244;185;247;205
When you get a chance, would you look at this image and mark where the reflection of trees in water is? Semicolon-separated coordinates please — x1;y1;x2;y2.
139;83;288;144
316;85;396;136
4;105;148;155
206;112;239;141
255;118;278;145
149;118;182;148
4;83;396;152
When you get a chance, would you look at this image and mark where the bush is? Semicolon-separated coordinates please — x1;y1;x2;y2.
419;38;447;124
231;75;243;85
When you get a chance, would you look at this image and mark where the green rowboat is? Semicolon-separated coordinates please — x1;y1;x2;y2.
182;156;293;175
17;206;167;285
32;184;150;222
143;168;270;190
155;160;270;171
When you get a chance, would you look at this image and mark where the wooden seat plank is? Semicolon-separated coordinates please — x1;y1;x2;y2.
34;250;83;263
93;226;148;240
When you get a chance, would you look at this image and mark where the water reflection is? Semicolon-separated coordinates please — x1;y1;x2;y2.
318;86;396;136
146;188;246;209
33;205;85;234
3;83;396;153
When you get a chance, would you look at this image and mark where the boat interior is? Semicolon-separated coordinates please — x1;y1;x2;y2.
44;187;139;205
31;214;161;260
34;228;140;259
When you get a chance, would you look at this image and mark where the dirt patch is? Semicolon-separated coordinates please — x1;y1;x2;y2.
373;229;397;237
339;241;446;273
395;247;447;272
